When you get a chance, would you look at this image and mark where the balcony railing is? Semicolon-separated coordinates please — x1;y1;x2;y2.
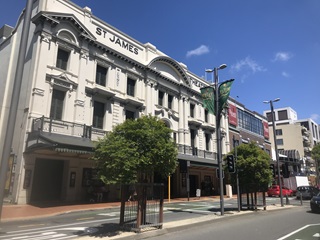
31;116;107;141
31;117;215;160
177;144;215;161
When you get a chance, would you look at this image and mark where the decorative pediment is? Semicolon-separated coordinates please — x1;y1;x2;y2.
32;12;96;42
147;56;190;87
46;73;78;91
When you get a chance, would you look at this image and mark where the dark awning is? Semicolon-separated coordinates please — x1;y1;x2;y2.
26;131;95;154
278;149;300;162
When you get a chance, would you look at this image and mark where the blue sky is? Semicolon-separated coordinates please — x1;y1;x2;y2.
1;0;320;123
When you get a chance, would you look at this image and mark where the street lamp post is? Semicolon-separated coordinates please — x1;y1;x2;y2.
206;64;227;215
263;98;284;207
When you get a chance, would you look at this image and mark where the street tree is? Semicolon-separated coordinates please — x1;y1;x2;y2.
92;115;178;184
92;115;178;229
311;143;320;185
226;141;273;192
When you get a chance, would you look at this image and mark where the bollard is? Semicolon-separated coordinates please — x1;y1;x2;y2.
285;194;290;205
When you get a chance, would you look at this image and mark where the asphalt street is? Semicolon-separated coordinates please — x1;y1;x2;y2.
0;197;315;240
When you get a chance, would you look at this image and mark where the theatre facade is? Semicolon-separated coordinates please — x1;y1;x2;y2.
0;0;232;204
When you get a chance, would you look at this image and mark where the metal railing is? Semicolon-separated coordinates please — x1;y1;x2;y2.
120;183;164;232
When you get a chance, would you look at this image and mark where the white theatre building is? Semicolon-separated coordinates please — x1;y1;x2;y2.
0;0;230;204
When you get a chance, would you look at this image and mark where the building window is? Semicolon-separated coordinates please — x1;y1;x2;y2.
275;129;283;136
127;77;135;97
96;65;107;86
126;110;135;120
158;91;164;106
50;89;65;120
205;109;209;123
168;94;173;109
56;48;69;70
205;133;210;151
190;129;197;155
190;103;195;118
266;112;275;122
173;132;177;143
237;109;263;136
93;101;105;129
276;138;284;145
278;110;288;121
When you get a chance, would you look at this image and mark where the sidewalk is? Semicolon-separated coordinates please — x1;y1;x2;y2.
1;201;121;222
1;196;219;222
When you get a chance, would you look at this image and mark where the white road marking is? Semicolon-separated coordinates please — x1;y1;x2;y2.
277;223;320;240
98;213;117;216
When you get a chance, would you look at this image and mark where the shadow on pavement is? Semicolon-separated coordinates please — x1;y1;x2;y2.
73;222;129;238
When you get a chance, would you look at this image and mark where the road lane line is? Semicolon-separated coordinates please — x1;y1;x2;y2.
76;217;94;221
18;224;46;228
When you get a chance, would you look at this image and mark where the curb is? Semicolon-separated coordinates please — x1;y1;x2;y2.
77;204;299;240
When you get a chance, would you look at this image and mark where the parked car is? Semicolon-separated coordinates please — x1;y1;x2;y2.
310;192;320;213
296;186;319;200
267;185;293;197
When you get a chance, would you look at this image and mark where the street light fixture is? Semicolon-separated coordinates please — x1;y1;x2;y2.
205;63;227;215
263;98;284;207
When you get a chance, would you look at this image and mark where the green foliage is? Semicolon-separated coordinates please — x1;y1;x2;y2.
226;141;273;192
91;115;178;184
311;143;320;163
311;143;320;184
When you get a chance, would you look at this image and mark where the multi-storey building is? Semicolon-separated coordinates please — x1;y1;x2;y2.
227;97;272;160
0;0;232;204
263;107;320;183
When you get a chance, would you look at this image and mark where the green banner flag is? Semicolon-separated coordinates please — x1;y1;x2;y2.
200;86;215;115
218;79;234;116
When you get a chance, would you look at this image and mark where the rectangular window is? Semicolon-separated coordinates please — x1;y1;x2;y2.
278;110;288;121
127;77;135;97
266;112;274;122
205;110;209;123
56;48;69;70
190;103;195;118
168;94;173;109
275;129;283;136
237;109;264;136
205;133;210;151
126;110;135;120
50;89;65;120
190;129;196;155
276;138;284;145
158;91;164;106
96;65;107;86
173;132;177;143
93;101;105;129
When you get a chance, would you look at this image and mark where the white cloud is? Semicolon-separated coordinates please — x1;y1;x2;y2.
282;71;290;77
273;52;293;62
231;56;266;73
186;45;210;58
310;114;320;121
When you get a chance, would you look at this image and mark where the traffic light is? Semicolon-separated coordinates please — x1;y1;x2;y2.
226;155;235;173
281;164;289;178
270;164;275;177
